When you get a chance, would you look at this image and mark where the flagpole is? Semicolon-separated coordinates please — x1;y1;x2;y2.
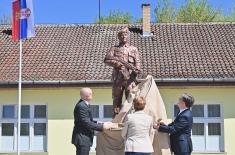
17;38;22;155
14;0;34;153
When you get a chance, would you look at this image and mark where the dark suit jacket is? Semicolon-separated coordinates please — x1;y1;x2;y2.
72;99;103;147
159;108;193;154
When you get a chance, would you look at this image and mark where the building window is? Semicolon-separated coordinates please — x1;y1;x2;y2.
90;105;99;118
21;105;30;119
89;104;112;153
2;105;15;119
34;105;47;118
90;104;112;120
1;123;14;151
173;104;224;152
0;104;47;152
192;105;204;117
103;105;112;118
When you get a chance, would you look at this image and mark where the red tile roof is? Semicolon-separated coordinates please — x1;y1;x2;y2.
0;23;234;84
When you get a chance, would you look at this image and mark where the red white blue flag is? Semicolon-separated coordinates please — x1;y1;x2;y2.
12;0;35;41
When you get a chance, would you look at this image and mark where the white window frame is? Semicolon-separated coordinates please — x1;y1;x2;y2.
90;104;112;122
172;103;224;153
0;104;48;153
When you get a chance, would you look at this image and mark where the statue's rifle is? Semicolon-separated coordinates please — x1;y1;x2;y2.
105;56;139;72
105;56;140;82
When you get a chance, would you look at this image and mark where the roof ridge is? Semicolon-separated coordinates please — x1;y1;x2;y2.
1;22;234;28
153;22;235;25
35;22;235;27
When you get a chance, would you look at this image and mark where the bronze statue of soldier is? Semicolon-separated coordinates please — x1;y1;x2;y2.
104;27;141;117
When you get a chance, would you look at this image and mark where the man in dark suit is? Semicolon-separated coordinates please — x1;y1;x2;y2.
72;87;113;155
154;93;194;155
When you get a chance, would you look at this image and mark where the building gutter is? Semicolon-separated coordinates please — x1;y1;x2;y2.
0;78;235;86
153;78;235;83
0;80;111;85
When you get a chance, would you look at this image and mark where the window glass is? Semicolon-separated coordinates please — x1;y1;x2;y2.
208;105;220;117
174;105;180;117
34;123;46;136
208;123;221;136
34;105;46;118
90;105;99;118
192;105;204;117
21;105;30;118
192;123;204;135
2;123;14;136
103;105;112;118
2;105;15;118
21;123;30;136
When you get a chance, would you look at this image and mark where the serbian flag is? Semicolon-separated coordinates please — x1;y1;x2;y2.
12;0;35;41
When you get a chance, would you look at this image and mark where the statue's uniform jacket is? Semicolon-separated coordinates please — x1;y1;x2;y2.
104;43;141;109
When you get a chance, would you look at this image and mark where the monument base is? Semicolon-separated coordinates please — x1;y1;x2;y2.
96;75;171;155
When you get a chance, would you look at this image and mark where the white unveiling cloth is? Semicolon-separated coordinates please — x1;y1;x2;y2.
96;75;171;155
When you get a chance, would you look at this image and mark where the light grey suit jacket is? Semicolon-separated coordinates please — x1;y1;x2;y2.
121;110;154;153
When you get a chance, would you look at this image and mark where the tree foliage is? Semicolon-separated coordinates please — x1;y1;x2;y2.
155;0;235;23
176;0;220;22
96;10;132;24
155;0;176;23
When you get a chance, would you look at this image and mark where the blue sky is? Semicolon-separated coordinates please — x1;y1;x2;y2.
0;0;234;24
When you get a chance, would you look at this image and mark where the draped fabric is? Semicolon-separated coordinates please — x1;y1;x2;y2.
96;75;172;155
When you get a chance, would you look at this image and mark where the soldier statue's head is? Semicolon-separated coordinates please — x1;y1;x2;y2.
118;27;129;44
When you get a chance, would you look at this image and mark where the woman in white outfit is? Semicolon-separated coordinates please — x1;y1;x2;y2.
122;96;154;155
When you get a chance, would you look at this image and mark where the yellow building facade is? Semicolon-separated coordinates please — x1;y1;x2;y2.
0;85;234;155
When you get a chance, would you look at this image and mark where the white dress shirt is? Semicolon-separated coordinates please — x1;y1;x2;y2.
178;108;188;115
83;100;89;106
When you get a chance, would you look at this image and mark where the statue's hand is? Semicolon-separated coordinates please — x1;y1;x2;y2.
114;107;120;114
120;65;126;70
115;62;123;69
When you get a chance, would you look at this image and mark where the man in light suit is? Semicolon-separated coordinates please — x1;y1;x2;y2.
154;93;194;155
72;88;113;155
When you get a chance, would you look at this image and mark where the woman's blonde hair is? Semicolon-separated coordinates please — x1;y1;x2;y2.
133;96;146;111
